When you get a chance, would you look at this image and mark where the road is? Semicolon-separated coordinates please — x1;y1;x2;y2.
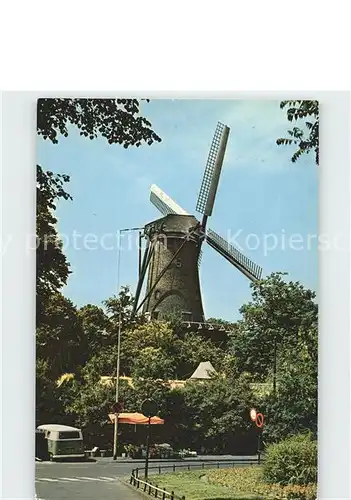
36;459;141;500
36;456;257;500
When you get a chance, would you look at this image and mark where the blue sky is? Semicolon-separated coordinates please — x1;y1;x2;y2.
37;99;318;321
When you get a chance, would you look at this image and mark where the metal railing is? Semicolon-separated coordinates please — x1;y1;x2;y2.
130;472;184;500
129;458;261;500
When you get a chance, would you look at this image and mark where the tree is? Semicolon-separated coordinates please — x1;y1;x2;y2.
132;347;176;379
173;333;226;379
262;317;318;443
37;99;160;320
120;320;177;376
66;375;170;449
229;272;318;380
103;286;144;333
36;293;87;378
206;317;237;333
36;98;164;433
182;372;257;453
67;379;117;449
36;165;72;326
37;98;161;147
78;304;110;357
261;341;317;444
36;358;61;425
119;321;228;380
277;100;319;165
234;277;319;444
80;345;118;382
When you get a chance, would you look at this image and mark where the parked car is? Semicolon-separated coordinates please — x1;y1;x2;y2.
179;448;198;458
37;424;85;461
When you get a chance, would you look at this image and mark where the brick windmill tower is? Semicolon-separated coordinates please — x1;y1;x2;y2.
132;122;262;332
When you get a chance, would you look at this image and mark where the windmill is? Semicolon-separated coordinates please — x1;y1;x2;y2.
132;122;262;329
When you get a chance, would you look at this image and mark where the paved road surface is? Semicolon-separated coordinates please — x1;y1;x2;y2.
36;456;257;500
36;460;138;500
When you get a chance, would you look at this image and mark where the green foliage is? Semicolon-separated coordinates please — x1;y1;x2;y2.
37;98;161;147
103;285;142;330
36;360;79;426
117;320;227;380
207;317;238;332
67;381;115;428
182;373;256;452
277;100;319;165
130;378;172;416
230;272;317;379
78;304;109;357
174;332;226;379
261;357;317;444
80;346;118;382
262;433;317;486
35;269;318;453
36;98;160;325
35;98;166;443
36;359;60;425
160;310;186;336
36;165;72;326
120;320;176;377
132;347;176;379
36;292;87;378
261;318;317;444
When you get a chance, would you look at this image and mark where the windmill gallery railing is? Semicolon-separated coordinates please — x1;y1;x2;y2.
129;458;261;500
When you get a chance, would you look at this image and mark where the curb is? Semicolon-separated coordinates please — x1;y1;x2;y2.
107;458;187;464
104;457;258;464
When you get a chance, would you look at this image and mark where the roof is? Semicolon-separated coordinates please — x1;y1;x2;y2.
100;375;134;388
37;424;81;432
190;361;216;379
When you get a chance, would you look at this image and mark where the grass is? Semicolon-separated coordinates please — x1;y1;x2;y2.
144;467;317;500
147;469;265;500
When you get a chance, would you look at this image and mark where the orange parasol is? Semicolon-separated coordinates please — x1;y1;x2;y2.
108;412;164;425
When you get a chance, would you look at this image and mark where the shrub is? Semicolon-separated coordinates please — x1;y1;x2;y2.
263;433;317;486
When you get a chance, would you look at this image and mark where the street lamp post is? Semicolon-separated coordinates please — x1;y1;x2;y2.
144;416;151;479
112;227;141;460
141;399;157;479
113;309;122;460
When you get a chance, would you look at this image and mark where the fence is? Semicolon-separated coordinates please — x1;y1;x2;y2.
130;473;184;500
129;458;261;499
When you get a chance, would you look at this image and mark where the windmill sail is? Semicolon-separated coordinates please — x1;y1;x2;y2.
143;122;263;327
150;184;188;216
196;122;230;219
206;228;262;282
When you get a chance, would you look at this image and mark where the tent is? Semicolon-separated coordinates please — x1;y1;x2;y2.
190;361;216;380
108;412;164;425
